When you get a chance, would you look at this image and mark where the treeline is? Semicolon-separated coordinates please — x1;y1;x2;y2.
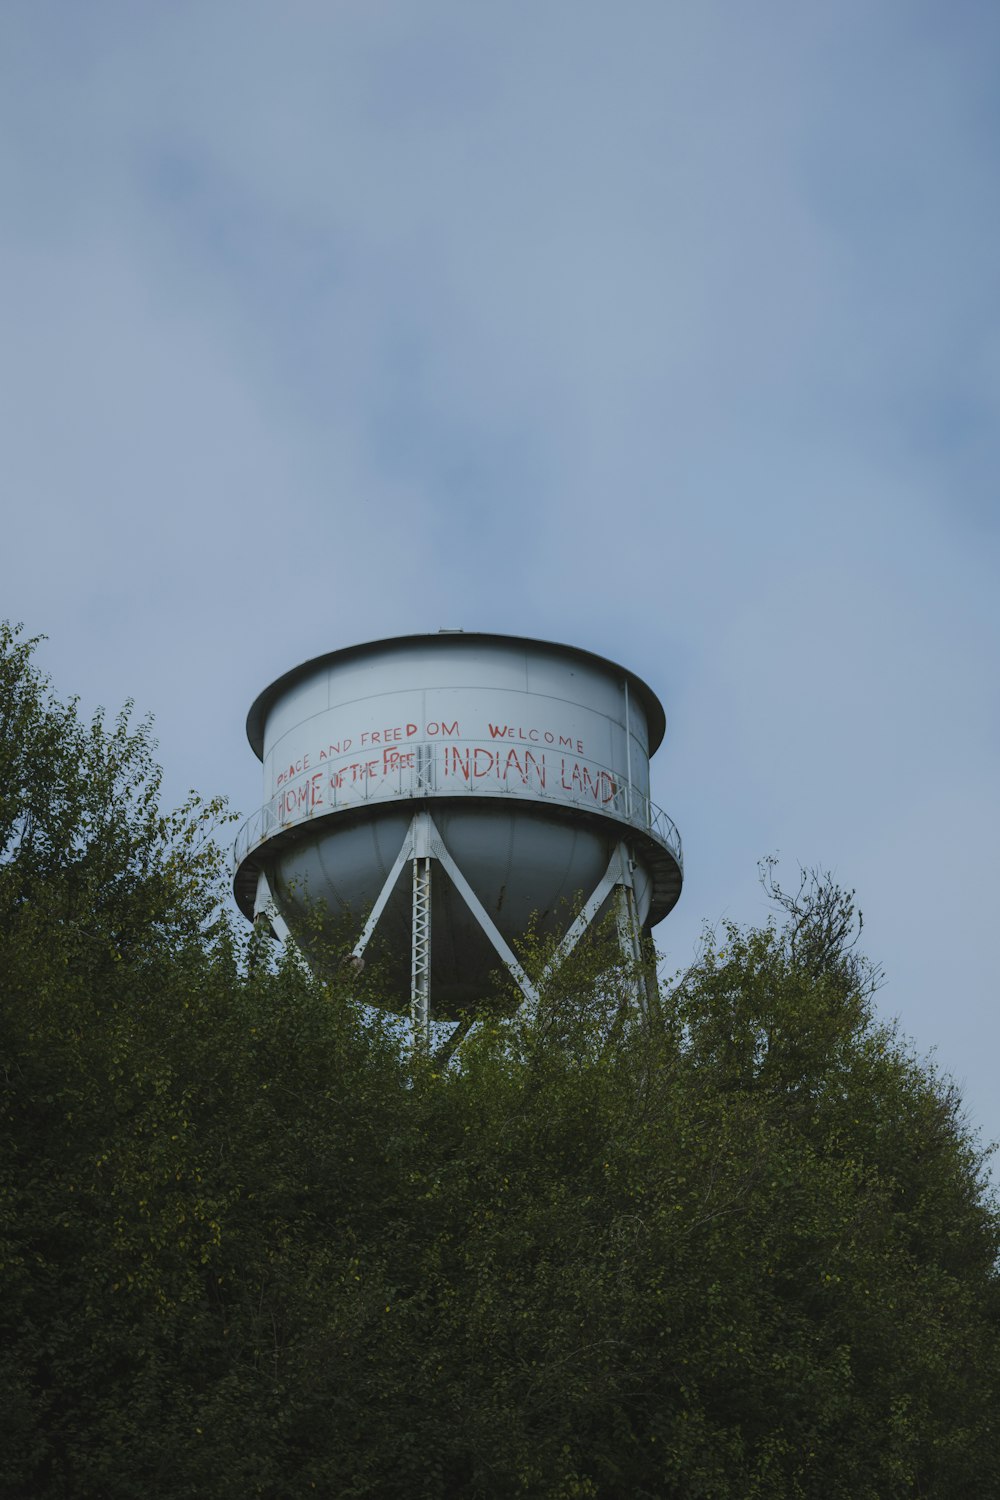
2;622;998;1499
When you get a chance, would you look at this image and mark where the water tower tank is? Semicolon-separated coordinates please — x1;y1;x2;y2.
233;632;682;1020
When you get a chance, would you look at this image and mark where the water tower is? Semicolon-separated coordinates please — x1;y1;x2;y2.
233;632;682;1044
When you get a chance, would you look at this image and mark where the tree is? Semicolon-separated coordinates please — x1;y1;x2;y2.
1;623;998;1498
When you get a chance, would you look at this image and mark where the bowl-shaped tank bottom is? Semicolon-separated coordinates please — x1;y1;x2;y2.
264;802;654;1020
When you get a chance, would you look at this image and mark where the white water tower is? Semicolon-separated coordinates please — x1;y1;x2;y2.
234;632;682;1041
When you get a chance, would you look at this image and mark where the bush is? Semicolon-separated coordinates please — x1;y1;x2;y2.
2;624;997;1498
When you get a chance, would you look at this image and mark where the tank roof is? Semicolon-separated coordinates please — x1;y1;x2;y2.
246;632;667;760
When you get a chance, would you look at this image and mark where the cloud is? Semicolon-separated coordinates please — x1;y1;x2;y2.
0;0;998;1151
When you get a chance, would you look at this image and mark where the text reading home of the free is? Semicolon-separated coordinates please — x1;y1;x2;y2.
272;719;620;819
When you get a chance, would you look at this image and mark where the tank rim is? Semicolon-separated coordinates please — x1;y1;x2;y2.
246;632;667;761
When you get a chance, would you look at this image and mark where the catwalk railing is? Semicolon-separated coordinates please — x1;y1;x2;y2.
233;739;682;873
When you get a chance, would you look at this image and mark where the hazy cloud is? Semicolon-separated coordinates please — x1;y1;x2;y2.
2;1;997;1154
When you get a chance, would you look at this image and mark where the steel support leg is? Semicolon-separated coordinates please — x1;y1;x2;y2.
545;843;630;974
615;880;642;967
251;868;312;973
411;853;432;1051
536;841;651;1014
616;860;661;1014
615;877;647;1009
427;825;540;1008
350;831;415;962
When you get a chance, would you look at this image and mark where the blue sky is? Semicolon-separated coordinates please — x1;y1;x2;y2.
2;2;998;1158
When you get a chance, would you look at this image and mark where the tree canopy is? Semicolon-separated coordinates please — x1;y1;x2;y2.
2;622;998;1499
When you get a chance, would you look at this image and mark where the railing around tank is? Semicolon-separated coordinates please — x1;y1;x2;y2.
233;740;682;874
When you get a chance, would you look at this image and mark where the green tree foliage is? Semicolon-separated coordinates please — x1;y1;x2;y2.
2;623;998;1498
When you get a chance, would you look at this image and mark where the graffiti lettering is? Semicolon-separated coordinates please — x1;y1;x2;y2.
383;748;415;774
488;723;584;754
276;754;310;788
276;741;622;827
560;759;617;804
443;744;546;789
361;724;421;746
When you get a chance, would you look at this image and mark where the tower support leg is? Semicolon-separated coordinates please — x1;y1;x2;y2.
411;852;432;1052
615;877;647;1011
545;842;632;973
350;832;416;963
536;841;655;1019
251;868;311;973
